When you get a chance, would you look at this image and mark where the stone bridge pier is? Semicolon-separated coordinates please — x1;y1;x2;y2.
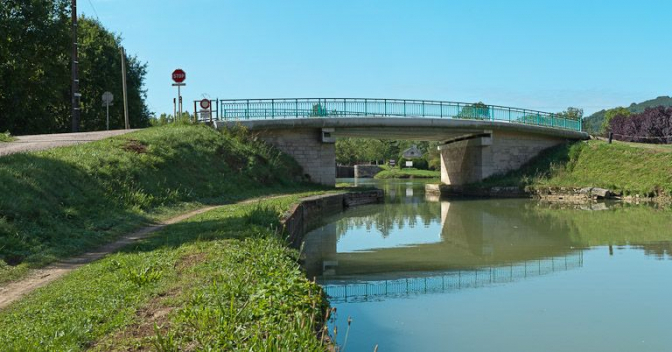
439;130;565;185
254;127;336;185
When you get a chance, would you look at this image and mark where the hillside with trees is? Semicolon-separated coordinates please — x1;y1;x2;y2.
0;0;150;135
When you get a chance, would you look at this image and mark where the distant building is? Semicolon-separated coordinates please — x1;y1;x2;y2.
402;145;423;159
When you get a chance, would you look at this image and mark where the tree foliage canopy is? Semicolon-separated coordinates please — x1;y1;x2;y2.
610;106;672;144
0;0;150;135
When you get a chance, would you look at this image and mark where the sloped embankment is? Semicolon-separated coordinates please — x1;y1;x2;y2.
0;124;308;282
473;140;672;198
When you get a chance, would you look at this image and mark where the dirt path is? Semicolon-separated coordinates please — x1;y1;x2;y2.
0;130;138;157
0;195;290;310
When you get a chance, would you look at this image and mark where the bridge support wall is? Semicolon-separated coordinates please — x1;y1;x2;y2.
256;128;336;185
440;131;566;185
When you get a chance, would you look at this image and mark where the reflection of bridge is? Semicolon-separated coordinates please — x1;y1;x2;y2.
211;98;588;185
322;252;583;303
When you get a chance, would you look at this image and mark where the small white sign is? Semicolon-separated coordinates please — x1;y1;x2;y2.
200;109;211;121
102;91;114;104
406;161;413;168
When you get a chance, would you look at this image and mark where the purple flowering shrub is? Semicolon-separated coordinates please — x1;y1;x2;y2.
610;106;672;144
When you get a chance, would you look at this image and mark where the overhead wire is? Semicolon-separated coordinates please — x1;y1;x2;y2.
86;0;100;20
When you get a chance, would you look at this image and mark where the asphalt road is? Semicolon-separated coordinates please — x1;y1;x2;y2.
0;130;139;157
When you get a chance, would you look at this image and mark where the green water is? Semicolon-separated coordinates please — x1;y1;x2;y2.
302;179;672;352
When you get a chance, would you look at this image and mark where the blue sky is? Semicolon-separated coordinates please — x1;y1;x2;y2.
81;0;671;116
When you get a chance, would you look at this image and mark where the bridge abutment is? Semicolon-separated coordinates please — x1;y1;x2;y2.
256;128;336;185
440;131;566;185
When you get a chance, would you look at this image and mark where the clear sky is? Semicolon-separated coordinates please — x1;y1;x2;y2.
81;0;671;117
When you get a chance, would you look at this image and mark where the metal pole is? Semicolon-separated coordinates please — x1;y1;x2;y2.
71;0;80;132
106;103;109;130
121;47;129;129
178;84;182;119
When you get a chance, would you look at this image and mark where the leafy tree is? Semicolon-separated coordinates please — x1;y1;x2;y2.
601;107;630;135
0;0;71;134
457;102;490;120
0;1;150;134
557;107;583;121
78;17;150;130
610;106;672;144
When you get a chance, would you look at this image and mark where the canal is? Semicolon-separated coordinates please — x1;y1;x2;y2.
302;179;672;352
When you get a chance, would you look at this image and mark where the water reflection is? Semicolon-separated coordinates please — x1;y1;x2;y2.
305;180;672;352
303;197;578;280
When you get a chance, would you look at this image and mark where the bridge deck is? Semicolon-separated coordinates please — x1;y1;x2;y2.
196;98;583;132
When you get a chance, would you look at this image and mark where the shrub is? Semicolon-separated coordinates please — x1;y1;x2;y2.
610;106;672;144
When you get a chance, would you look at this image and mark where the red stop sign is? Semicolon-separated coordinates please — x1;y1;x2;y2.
172;69;186;83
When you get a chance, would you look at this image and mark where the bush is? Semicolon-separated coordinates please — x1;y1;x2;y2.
610;106;672;144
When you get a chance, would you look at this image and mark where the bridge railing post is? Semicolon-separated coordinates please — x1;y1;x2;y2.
295;99;298;118
403;100;406;116
384;99;387;116
364;98;367;116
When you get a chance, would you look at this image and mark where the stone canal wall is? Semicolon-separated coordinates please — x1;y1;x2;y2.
354;165;382;178
282;190;384;249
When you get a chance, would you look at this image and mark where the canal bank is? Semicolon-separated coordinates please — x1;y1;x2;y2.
302;179;672;352
425;139;672;204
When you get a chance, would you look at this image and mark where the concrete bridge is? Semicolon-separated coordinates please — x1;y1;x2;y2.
206;98;588;185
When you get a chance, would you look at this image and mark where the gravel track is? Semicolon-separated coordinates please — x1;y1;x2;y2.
0;130;139;157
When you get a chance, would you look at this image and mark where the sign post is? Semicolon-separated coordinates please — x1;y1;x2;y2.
172;69;186;119
199;99;212;123
102;91;114;130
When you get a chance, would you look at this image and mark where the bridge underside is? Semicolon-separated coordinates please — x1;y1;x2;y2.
214;118;587;186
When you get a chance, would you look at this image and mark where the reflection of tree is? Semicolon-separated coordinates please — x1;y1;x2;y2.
638;243;672;259
334;199;441;239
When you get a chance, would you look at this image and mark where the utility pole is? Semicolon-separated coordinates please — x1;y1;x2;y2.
71;0;81;132
120;47;130;129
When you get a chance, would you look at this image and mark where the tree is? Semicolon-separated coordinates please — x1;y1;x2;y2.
0;2;150;135
0;0;71;134
557;107;583;121
601;107;630;135
78;17;150;130
457;102;490;120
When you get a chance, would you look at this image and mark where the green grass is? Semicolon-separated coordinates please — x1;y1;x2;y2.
0;194;329;351
374;167;440;180
0;131;15;142
0;124;322;283
476;140;672;196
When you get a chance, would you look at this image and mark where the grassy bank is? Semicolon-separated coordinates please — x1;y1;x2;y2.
0;194;329;351
0;124;318;282
374;167;440;180
476;140;672;196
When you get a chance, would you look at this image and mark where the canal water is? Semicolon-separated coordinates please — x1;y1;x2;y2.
302;179;672;352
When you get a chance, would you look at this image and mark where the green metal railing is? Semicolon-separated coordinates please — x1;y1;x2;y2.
200;98;582;132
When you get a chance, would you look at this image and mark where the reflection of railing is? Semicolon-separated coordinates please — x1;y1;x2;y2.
322;252;583;303
203;98;582;132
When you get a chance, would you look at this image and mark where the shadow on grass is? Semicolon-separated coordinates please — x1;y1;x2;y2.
117;204;284;255
0;154;148;267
